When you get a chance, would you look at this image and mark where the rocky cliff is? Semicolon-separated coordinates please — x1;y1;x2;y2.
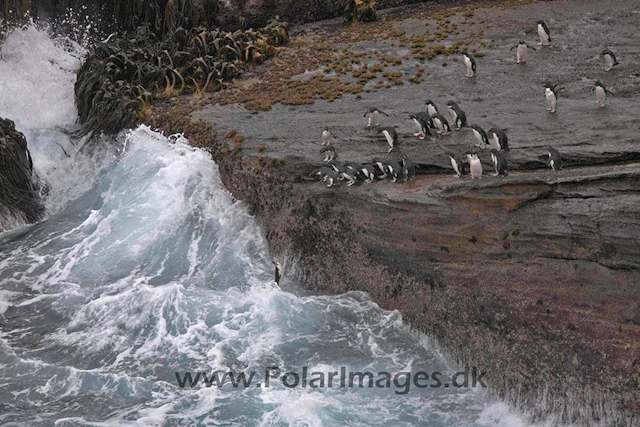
148;0;639;425
0;117;44;231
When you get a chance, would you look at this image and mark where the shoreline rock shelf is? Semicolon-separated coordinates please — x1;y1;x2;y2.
148;0;639;424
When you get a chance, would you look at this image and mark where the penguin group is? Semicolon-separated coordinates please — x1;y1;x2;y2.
310;18;622;187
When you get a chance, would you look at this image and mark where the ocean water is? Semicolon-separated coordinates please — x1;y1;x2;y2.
0;26;540;427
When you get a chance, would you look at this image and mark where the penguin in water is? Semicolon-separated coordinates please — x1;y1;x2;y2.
320;144;336;163
425;99;439;117
272;258;282;286
537;20;551;46
379;126;400;153
364;107;389;127
510;41;534;64
470;124;490;149
321;128;336;146
461;51;476;78
544;83;562;113
594;80;614;108
430;113;451;135
547;146;562;171
490;149;508;176
402;156;416;182
601;49;619;71
487;127;509;151
446;151;465;178
466;152;483;179
410;112;432;140
446;101;467;130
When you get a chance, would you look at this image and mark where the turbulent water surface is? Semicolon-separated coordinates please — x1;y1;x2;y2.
0;27;539;426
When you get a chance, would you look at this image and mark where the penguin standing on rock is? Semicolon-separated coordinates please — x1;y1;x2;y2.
487;127;509;151
320;145;336;163
332;163;359;186
361;164;378;183
379;126;400;153
544;83;562;113
446;101;467;130
446;151;465;178
321;128;336;146
511;41;534;64
425;99;439;117
537;20;551;46
410;112;432;140
466;152;483;179
431;113;451;135
310;165;333;180
272;259;282;286
470;124;490;149
385;159;402;182
373;159;388;178
461;51;476;78
364;107;389;127
594;81;614;108
547;146;562;171
324;169;340;187
490;149;508;176
373;159;401;181
402;156;416;181
601;49;619;71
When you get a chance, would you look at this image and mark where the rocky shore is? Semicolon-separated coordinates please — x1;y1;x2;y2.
0;117;44;230
148;0;639;425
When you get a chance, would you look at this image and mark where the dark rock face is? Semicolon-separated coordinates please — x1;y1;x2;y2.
4;0;425;35
0;117;45;230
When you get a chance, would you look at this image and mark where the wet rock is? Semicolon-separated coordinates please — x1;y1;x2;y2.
0;117;45;230
153;0;640;423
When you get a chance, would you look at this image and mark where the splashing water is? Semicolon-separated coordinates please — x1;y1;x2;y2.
0;26;544;427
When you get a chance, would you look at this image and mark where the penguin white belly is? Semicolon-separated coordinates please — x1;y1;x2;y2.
491;154;498;174
413;119;423;135
472;129;483;145
382;130;394;147
450;157;460;176
434;118;444;134
596;86;606;105
546;92;556;111
322;131;331;144
448;108;457;122
517;45;527;63
470;159;482;179
550;159;555;170
538;25;549;45
464;56;473;75
490;134;500;151
604;55;614;71
371;111;380;126
427;105;437;116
